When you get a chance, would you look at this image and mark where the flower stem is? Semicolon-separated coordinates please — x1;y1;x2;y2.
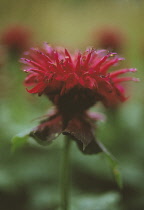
61;136;71;210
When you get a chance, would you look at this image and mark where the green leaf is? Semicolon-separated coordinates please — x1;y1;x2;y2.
11;130;30;152
97;140;123;189
71;192;121;210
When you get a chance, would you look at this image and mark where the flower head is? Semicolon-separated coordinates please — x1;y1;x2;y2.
21;43;138;153
93;27;125;52
22;43;138;108
1;25;32;54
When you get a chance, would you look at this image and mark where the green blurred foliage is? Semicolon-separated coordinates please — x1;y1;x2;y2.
0;0;144;209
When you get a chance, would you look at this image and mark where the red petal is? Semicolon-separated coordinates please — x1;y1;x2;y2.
26;82;47;94
110;68;137;78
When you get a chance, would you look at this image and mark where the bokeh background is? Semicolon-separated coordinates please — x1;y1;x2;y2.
0;0;144;209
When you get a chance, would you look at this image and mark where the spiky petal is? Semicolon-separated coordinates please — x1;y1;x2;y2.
21;43;138;108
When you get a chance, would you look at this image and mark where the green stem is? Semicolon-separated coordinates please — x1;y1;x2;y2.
61;136;71;210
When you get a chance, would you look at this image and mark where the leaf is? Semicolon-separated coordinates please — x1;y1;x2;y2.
71;192;121;210
11;130;30;152
96;140;123;188
105;153;123;189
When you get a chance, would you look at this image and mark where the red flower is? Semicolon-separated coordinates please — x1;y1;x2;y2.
1;25;32;54
93;27;125;52
22;43;138;108
21;44;138;153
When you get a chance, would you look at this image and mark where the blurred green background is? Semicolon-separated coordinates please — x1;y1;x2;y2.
0;0;144;209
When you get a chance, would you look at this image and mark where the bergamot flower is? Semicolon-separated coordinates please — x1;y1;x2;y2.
21;43;138;154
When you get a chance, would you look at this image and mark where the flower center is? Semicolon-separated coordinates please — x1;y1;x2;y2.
55;87;99;116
